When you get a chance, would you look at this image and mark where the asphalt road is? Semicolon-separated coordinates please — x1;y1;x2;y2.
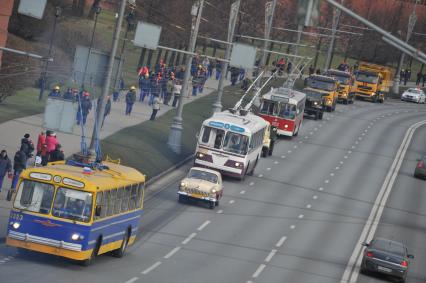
0;99;425;283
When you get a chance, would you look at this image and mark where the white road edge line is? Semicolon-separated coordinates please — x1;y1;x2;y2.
340;120;426;283
217;209;223;214
182;233;197;245
264;249;278;263
125;277;139;283
164;246;181;259
276;236;287;248
197;220;211;231
252;264;266;278
141;261;162;275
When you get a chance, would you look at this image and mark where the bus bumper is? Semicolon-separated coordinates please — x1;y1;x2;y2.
6;236;92;260
277;129;293;137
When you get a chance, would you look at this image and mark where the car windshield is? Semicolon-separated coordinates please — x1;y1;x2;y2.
200;126;225;149
278;103;296;119
304;90;325;100
356;72;379;84
188;169;218;183
52;187;93;222
307;78;336;91
260;100;277;115
408;89;423;94
371;239;405;256
223;132;249;155
332;74;350;85
14;180;55;214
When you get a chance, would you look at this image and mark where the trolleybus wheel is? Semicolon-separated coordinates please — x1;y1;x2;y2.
113;230;130;258
262;147;268;157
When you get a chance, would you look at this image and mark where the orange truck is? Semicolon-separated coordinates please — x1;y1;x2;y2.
354;62;393;103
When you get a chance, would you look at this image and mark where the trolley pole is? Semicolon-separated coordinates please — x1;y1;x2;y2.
260;0;277;69
212;0;240;113
167;0;205;154
88;0;127;154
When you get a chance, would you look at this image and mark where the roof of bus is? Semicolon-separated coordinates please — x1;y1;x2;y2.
263;87;306;103
204;111;268;134
21;161;145;193
326;69;351;77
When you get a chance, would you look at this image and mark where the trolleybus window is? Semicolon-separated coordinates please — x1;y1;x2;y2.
200;126;225;149
260;100;277;115
14;180;54;214
278;103;296;119
223;132;249;155
52;187;93;222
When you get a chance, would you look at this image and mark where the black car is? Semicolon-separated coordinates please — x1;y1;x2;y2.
303;88;326;120
414;155;426;179
361;238;414;283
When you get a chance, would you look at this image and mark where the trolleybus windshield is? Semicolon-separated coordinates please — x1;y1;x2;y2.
278;103;297;120
260;100;277;115
52;187;93;222
14;180;55;215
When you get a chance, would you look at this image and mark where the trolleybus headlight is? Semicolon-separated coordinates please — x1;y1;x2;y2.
71;233;84;241
235;162;240;167
12;222;20;229
197;152;204;158
284;125;289;129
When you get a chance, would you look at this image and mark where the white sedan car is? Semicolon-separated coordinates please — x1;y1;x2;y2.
401;88;426;104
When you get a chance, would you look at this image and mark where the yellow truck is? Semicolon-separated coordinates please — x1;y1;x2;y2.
305;75;339;112
326;69;355;105
354;62;393;103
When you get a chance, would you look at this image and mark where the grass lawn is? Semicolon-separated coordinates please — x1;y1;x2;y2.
0;88;45;124
101;78;286;180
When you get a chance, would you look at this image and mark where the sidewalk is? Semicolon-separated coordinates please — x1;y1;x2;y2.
0;76;229;231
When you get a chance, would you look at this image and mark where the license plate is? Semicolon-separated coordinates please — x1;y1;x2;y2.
189;193;204;199
377;266;392;273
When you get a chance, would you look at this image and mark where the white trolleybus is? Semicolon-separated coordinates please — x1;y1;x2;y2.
258;87;306;137
194;111;269;180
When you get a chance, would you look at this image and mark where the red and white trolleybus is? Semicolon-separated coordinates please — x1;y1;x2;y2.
258;87;306;137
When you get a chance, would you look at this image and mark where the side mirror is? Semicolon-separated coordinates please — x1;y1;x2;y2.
95;205;102;217
407;254;414;259
361;242;369;247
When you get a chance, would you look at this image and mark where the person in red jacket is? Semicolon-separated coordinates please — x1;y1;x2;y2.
46;131;58;154
36;131;46;156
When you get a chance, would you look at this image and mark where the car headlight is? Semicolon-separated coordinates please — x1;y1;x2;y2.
313;101;318;105
71;233;84;241
211;189;216;193
372;92;376;96
180;181;187;188
12;222;20;229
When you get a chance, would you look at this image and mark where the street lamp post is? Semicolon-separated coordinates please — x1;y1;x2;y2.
392;1;418;95
167;0;205;154
212;0;240;113
324;0;343;71
38;7;61;101
81;5;102;90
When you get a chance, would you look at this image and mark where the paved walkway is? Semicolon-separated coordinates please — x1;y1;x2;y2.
0;76;230;223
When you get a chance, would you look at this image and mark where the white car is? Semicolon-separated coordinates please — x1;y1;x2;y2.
401;88;426;104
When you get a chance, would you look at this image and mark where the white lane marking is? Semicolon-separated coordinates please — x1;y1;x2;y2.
281;155;286;159
313;195;318;200
299;141;303;144
0;260;6;264
264;249;278;263
306;204;312;209
164;247;181;259
182;233;197;245
324;180;330;184
294;145;298;149
240;190;246;194
348;150;352;154
314;128;318;131
298;214;304;219
340;119;426;283
364;129;368;132
258;174;263;178
217;209;223;214
344;155;348;159
290;225;296;229
276;236;287;247
340;161;344;164
361;133;365;136
351;146;356;149
125;277;139;283
252;264;266;278
336;166;340;170
229;200;235;204
310;132;313;135
141;261;162;275
197;220;211;231
355;141;359;145
288;150;292;153
266;167;271;171
304;136;309;139
319;124;323;127
330;173;335;177
274;161;279;164
368;125;371;128
318;187;324;191
249;182;255;186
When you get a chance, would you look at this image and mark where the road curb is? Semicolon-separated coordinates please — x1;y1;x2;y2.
145;154;194;187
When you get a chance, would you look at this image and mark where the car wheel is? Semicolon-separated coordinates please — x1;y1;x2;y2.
215;199;219;206
314;112;319;120
209;201;215;209
178;194;186;203
319;112;323;120
262;147;268;158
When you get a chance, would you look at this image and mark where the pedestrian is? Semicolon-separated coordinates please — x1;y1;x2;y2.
239;68;245;81
49;85;61;98
46;131;58;154
287;61;293;74
36;131;46;156
139;73;150;102
40;143;49;166
8;147;27;200
404;70;409;85
49;144;65;162
309;65;315;76
215;61;222;80
198;67;207;93
207;61;213;78
407;69;412;81
416;71;423;85
102;96;112;128
125;86;137;115
230;67;239;86
78;92;92;125
0;150;12;193
165;75;174;105
172;80;182;107
20;133;35;163
400;69;405;83
160;73;168;100
149;74;159;105
316;68;321;75
423;73;426;87
192;73;199;96
63;87;74;100
150;95;160;121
